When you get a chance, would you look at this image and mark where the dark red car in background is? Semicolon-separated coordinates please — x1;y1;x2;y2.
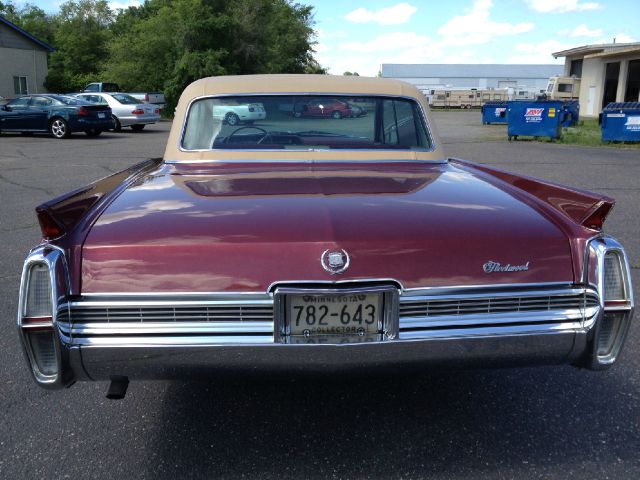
293;98;353;119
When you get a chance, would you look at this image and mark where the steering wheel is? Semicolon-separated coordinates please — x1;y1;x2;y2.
224;126;271;144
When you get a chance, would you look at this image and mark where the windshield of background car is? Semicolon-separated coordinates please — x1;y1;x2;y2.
112;94;139;105
8;97;30;107
52;96;85;105
181;95;432;151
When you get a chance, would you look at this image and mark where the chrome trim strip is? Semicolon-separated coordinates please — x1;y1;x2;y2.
77;281;575;298
59;321;273;335
400;309;597;330
164;158;448;164
72;335;275;346
400;286;590;301
66;298;273;307
77;292;273;299
401;282;574;296
398;321;583;340
268;278;404;293
175;92;438;156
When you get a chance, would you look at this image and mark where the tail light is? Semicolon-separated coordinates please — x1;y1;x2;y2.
19;261;58;378
590;243;634;367
132;109;145;115
603;252;625;303
77;107;90;116
582;201;614;230
155;108;159;114
36;208;64;239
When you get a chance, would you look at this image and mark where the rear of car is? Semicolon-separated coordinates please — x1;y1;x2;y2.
64;101;112;136
130;92;166;111
108;94;160;129
15;75;634;396
0;95;112;138
212;102;267;125
77;93;160;131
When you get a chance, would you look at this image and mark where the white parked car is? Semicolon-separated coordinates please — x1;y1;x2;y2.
212;102;266;126
75;92;161;131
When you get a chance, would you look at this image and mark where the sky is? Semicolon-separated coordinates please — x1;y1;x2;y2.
23;0;640;76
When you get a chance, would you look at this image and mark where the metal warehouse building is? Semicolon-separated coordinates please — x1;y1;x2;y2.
380;64;563;95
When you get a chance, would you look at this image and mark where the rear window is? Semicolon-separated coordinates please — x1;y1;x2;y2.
112;94;139;105
51;95;83;105
181;95;431;151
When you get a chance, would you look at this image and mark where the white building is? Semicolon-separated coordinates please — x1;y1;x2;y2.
380;64;563;96
0;15;53;99
552;42;640;117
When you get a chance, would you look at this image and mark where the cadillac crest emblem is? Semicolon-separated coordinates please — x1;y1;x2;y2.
321;249;350;274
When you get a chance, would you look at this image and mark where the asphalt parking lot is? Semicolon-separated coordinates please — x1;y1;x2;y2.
1;113;639;479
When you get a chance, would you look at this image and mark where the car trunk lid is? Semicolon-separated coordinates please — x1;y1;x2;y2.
81;162;576;293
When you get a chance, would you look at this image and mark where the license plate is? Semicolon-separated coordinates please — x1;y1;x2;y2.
287;293;382;336
98;113;105;118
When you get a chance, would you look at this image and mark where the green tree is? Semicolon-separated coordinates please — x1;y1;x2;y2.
0;2;55;45
0;1;19;21
103;0;323;112
45;0;113;92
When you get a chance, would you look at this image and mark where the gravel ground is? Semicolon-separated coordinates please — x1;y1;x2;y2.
0;113;638;479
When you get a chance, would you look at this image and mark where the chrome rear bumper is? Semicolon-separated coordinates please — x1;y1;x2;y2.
17;236;634;389
72;330;584;381
55;284;605;384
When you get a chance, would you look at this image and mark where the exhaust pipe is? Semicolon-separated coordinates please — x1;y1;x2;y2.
106;376;129;400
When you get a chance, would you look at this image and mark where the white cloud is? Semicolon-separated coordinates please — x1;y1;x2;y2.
526;0;601;13
109;0;140;10
613;33;637;43
320;30;495;76
589;33;637;44
558;24;603;37
340;32;432;54
508;40;572;63
345;3;417;25
437;0;534;46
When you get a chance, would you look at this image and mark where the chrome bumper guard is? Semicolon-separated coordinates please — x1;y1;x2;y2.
17;236;634;388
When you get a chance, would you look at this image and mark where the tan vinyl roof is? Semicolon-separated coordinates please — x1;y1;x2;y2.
183;74;419;96
164;74;444;163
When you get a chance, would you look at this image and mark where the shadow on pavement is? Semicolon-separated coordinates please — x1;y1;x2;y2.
146;365;639;479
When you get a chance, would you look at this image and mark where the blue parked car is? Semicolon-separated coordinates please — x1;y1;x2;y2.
0;94;113;139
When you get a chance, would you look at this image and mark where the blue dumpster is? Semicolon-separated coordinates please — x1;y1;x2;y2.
507;100;569;141
481;101;508;124
601;102;640;142
561;100;579;127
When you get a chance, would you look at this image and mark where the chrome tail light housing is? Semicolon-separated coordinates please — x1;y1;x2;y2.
583;236;634;369
17;246;71;388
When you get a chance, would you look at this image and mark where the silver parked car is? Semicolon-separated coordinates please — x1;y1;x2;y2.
75;92;160;131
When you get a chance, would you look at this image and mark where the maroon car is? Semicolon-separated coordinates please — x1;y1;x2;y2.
17;75;634;398
293;98;353;119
